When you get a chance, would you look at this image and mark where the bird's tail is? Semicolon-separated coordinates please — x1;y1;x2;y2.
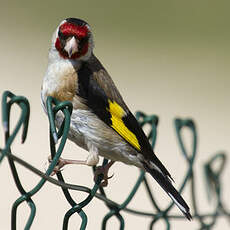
142;162;192;220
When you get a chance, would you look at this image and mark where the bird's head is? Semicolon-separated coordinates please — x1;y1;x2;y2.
53;18;94;61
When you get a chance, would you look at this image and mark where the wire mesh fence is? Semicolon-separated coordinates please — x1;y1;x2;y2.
0;91;229;229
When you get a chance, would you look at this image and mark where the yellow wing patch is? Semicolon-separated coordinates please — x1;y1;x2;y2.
108;100;141;151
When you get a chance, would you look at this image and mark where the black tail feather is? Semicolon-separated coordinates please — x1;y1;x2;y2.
143;162;192;220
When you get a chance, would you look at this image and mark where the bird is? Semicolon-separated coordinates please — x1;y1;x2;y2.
41;17;192;220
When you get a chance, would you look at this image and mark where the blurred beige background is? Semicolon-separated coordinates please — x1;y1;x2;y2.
0;0;229;229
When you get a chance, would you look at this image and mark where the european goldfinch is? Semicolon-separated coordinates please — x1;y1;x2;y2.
41;18;192;220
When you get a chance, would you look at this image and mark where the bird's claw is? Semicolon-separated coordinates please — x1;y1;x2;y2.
48;156;65;176
94;166;114;187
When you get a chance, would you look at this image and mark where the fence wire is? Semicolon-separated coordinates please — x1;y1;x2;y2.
0;91;229;230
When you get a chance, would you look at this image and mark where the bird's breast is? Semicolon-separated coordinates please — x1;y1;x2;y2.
50;74;77;102
42;60;88;111
48;65;78;102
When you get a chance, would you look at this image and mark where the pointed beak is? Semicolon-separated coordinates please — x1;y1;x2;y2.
64;36;78;58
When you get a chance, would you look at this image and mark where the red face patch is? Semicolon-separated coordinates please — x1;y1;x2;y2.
55;22;90;59
59;22;89;39
55;37;89;59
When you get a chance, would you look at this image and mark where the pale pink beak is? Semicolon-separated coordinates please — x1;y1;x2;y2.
64;36;78;58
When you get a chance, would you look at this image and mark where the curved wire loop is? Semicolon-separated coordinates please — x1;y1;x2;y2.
0;91;229;230
1;91;34;229
98;112;158;229
46;96;111;229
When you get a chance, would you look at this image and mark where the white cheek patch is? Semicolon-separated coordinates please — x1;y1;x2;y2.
55;19;67;38
85;24;91;31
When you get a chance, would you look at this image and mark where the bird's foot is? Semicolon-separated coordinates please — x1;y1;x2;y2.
94;161;114;187
48;156;87;176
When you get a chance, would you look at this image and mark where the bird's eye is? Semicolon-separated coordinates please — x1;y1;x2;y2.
78;36;89;50
58;30;68;40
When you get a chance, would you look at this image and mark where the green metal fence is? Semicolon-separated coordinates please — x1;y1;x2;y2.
0;91;229;229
